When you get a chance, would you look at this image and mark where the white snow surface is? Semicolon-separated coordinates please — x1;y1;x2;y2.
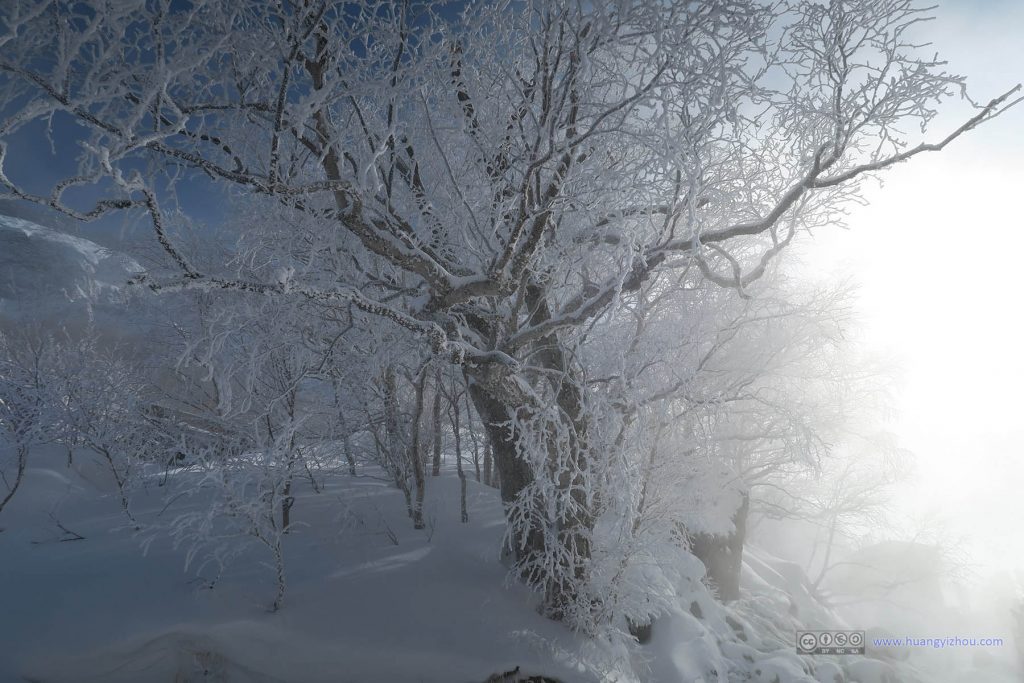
0;447;606;683
1;447;1019;683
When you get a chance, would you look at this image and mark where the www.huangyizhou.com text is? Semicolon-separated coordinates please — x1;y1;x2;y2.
872;636;1005;649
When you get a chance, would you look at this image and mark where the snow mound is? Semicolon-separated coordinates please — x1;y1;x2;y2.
32;628;290;683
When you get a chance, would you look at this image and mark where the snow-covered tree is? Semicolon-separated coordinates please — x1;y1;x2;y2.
0;0;1016;627
0;332;61;515
0;329;155;521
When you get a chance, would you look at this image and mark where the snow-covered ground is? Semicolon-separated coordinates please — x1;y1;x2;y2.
1;447;600;682
4;446;1017;682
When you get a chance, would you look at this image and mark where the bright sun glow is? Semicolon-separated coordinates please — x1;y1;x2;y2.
802;0;1024;577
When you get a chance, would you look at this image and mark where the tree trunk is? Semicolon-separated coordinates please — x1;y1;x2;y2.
467;380;543;554
343;435;357;476
409;368;428;530
690;492;749;602
382;365;414;518
431;366;442;476
483;440;493;488
94;443;137;528
450;387;468;523
282;478;294;531
0;444;28;516
628;617;653;644
464;391;482;483
467;354;594;618
271;539;286;612
526;288;594;620
336;405;357;476
812;511;841;591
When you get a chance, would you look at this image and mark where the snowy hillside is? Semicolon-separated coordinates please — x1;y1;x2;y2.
0;214;142;332
0;214;1017;683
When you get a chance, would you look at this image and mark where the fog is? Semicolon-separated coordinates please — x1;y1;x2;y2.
802;0;1024;569
790;0;1024;667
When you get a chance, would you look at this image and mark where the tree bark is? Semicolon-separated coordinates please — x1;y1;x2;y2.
466;344;594;618
431;366;442;476
409;368;428;530
467;380;544;556
524;288;594;619
282;478;293;530
335;400;357;476
0;444;27;516
382;365;414;518
483;440;493;488
463;390;482;482
690;492;749;602
342;434;357;477
450;386;469;523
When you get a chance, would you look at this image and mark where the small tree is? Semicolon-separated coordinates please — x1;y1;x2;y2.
0;332;61;515
0;329;155;517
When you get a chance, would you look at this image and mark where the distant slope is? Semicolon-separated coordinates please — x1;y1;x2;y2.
0;214;143;333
